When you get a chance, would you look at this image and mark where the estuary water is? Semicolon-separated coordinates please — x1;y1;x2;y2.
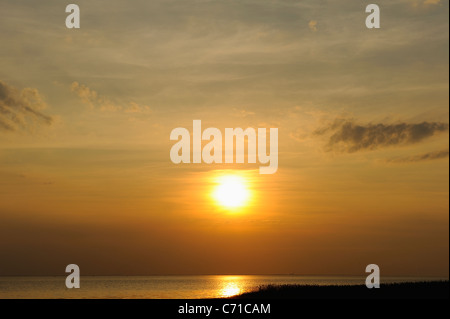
0;275;445;299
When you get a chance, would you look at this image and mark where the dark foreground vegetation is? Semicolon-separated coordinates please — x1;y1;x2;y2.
231;281;449;299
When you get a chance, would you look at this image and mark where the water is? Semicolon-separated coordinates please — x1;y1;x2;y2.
0;275;446;299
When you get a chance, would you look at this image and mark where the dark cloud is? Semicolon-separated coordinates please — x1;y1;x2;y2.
387;149;449;163
0;80;53;133
316;119;449;153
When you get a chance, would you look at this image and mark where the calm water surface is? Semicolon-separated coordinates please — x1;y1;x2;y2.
0;275;446;299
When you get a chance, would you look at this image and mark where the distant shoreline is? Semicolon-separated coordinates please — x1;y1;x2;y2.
230;281;450;299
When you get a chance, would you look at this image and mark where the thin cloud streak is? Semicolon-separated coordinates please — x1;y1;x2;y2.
315;119;449;153
71;82;151;113
387;149;449;163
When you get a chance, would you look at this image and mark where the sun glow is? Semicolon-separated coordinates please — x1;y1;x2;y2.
220;282;242;297
213;175;250;209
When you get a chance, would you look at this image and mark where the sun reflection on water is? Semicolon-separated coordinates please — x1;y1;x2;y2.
220;282;242;298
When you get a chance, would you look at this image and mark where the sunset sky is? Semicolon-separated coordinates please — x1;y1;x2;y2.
0;0;448;277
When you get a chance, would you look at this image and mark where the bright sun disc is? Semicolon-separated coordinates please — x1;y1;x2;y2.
213;175;250;208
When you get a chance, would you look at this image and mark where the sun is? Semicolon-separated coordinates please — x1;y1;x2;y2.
213;175;250;209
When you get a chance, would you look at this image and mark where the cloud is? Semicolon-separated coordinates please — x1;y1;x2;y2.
387;149;449;163
308;20;318;32
410;0;442;7
290;129;308;142
71;82;120;111
0;80;53;133
124;102;149;113
231;108;255;118
423;0;441;5
315;119;449;153
70;82;99;110
71;82;150;113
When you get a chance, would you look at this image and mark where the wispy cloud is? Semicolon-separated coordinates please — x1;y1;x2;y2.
0;80;52;133
315;119;449;152
231;108;255;118
387;149;449;163
410;0;443;8
424;0;442;4
308;20;318;32
71;82;150;113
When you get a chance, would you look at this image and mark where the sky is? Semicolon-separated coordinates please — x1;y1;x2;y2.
0;0;448;277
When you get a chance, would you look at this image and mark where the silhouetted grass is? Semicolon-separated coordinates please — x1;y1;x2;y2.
230;281;449;299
